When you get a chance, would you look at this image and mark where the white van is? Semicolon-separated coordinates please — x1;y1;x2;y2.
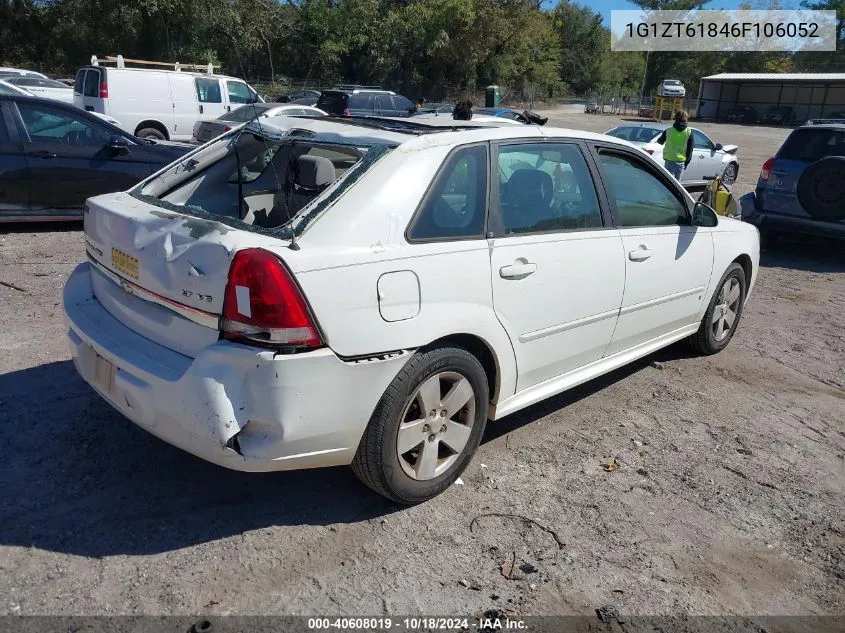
73;55;263;141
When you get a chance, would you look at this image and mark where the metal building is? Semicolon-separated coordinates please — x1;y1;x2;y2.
696;73;845;124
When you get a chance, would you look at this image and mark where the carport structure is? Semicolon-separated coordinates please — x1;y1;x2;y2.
697;73;845;123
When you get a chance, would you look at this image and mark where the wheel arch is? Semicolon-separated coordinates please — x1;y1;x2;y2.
134;119;170;139
420;333;501;406
732;253;753;290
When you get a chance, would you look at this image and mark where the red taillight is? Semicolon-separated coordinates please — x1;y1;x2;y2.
760;156;775;181
343;107;350;117
646;149;654;155
221;249;322;349
223;125;232;132
99;81;108;98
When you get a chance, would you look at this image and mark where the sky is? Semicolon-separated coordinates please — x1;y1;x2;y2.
541;0;802;25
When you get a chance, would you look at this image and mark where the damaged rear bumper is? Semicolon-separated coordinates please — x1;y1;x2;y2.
63;263;408;472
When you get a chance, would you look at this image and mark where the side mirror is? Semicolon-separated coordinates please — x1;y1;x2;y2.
714;142;723;151
692;201;718;227
108;135;129;152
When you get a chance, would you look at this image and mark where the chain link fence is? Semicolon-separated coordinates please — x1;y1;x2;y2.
582;93;700;119
247;77;558;110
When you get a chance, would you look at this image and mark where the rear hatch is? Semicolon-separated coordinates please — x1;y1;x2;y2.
761;127;845;217
83;193;286;358
79;117;395;358
73;66;106;114
316;91;349;116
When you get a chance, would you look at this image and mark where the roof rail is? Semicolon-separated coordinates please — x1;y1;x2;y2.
804;118;845;126
332;83;383;91
90;55;219;75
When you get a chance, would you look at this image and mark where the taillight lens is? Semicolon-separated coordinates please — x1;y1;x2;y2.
646;149;654;155
760;156;775;181
221;249;322;349
223;125;232;132
343;107;350;117
99;81;108;98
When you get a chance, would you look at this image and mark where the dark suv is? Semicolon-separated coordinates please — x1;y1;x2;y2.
740;123;845;239
316;90;414;117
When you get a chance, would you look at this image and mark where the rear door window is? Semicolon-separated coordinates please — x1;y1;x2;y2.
73;70;86;95
407;144;488;241
349;94;374;112
497;143;602;234
779;128;845;162
83;69;100;97
195;77;222;103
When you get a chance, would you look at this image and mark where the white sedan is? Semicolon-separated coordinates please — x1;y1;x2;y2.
1;76;74;104
63;116;759;503
192;103;326;143
605;124;740;186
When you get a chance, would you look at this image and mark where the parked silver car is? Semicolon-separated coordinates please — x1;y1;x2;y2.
192;103;326;143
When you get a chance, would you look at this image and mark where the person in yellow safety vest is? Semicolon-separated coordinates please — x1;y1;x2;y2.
656;110;694;181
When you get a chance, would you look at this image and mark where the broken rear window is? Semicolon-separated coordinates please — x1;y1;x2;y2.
132;124;391;234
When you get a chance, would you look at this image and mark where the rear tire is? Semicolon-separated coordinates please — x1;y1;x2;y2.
351;346;489;504
136;127;166;141
686;263;747;355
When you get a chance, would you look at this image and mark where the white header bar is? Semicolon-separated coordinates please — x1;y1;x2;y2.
610;10;837;52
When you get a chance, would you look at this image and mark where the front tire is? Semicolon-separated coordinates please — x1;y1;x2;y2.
686;263;747;355
722;162;738;185
136;127;166;141
351;346;489;504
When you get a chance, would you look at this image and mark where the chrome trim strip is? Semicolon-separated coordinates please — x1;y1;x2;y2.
519;308;619;343
619;286;705;316
87;251;220;330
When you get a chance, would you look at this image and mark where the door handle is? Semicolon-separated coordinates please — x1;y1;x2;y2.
29;151;57;159
199;104;204;114
499;260;537;279
628;246;653;261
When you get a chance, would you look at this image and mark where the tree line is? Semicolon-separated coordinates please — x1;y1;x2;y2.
0;0;842;101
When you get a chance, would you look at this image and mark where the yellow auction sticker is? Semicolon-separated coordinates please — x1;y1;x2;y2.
111;247;139;280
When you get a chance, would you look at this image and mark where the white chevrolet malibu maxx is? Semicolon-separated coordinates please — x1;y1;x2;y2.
63;115;760;503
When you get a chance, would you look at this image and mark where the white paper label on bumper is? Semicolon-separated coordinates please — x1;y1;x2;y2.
93;352;116;395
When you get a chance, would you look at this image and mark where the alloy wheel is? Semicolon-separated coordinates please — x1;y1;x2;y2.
396;371;476;481
712;277;741;341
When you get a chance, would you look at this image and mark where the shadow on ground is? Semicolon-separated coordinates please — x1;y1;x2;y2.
0;221;82;234
759;234;845;274
1;234;839;558
0;360;395;558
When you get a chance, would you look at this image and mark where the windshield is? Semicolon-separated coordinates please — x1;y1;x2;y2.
665;80;681;86
132;123;390;235
7;77;70;89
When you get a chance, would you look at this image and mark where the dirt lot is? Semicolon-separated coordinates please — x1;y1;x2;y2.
0;112;843;621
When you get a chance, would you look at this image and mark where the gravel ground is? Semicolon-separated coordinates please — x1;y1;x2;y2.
0;112;842;621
